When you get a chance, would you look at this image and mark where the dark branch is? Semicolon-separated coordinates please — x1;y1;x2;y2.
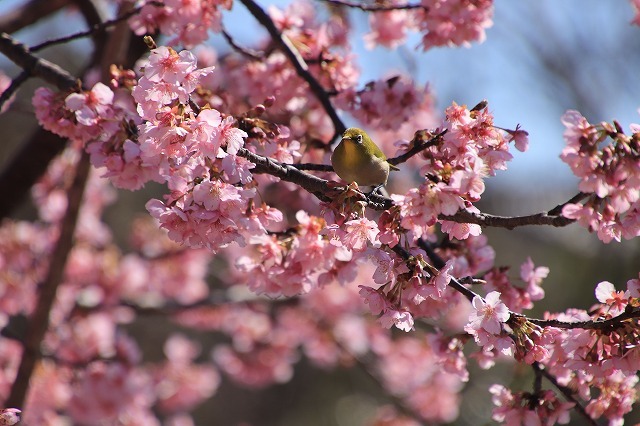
321;0;426;11
29;1;164;52
0;129;68;220
440;208;575;229
547;191;589;215
0;70;28;110
221;28;265;60
238;0;346;136
527;306;640;330
287;162;333;171
5;151;91;409
387;129;446;166
0;0;69;34
238;147;334;203
535;363;598;425
0;33;79;90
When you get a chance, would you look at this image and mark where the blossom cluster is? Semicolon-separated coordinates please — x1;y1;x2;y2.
3;0;640;424
128;0;230;48
335;76;435;132
363;0;494;50
560;110;640;242
391;102;528;241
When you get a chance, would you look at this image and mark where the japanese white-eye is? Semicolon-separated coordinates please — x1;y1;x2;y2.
331;128;399;192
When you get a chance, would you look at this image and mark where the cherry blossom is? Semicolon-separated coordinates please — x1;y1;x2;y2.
2;2;640;425
467;291;510;335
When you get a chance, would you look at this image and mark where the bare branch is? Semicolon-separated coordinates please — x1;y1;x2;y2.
29;1;164;52
0;33;78;90
441;208;574;229
320;0;426;11
238;0;346;136
0;70;28;111
0;0;69;34
221;28;265;60
526;306;640;330
387;129;447;166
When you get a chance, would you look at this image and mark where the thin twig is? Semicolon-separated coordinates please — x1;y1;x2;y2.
387;129;446;166
221;28;264;60
238;0;346;136
29;1;164;52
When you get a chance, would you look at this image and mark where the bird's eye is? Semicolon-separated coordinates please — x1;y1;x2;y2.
355;134;363;143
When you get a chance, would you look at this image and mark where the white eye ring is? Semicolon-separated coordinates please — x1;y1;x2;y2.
355;134;363;143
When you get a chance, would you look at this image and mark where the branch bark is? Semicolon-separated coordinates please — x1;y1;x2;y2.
5;150;91;409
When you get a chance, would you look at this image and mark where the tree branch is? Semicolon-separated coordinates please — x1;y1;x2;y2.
0;129;68;220
526;306;640;330
238;0;346;136
320;0;426;11
0;70;28;111
5;150;91;409
0;0;69;34
535;363;598;425
440;208;574;229
221;27;265;61
29;1;163;52
0;33;79;90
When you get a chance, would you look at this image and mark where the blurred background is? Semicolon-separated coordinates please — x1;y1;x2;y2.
1;0;639;424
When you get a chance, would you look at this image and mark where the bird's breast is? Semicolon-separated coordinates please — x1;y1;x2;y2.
331;142;390;186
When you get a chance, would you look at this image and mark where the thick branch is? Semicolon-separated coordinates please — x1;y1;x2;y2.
0;0;69;34
0;33;78;90
238;147;334;203
238;0;346;136
5;150;91;409
440;208;575;229
0;129;68;220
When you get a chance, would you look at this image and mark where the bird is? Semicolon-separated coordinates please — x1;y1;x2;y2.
331;127;399;195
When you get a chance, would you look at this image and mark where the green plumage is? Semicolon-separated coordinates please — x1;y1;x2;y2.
330;128;399;187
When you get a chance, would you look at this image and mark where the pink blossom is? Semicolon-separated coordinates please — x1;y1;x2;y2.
0;409;21;426
364;9;413;50
594;281;628;315
341;217;380;251
418;0;494;50
65;82;114;127
520;257;548;302
439;220;482;240
467;291;510;335
145;46;197;84
379;308;414;332
358;285;388;315
627;274;640;298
